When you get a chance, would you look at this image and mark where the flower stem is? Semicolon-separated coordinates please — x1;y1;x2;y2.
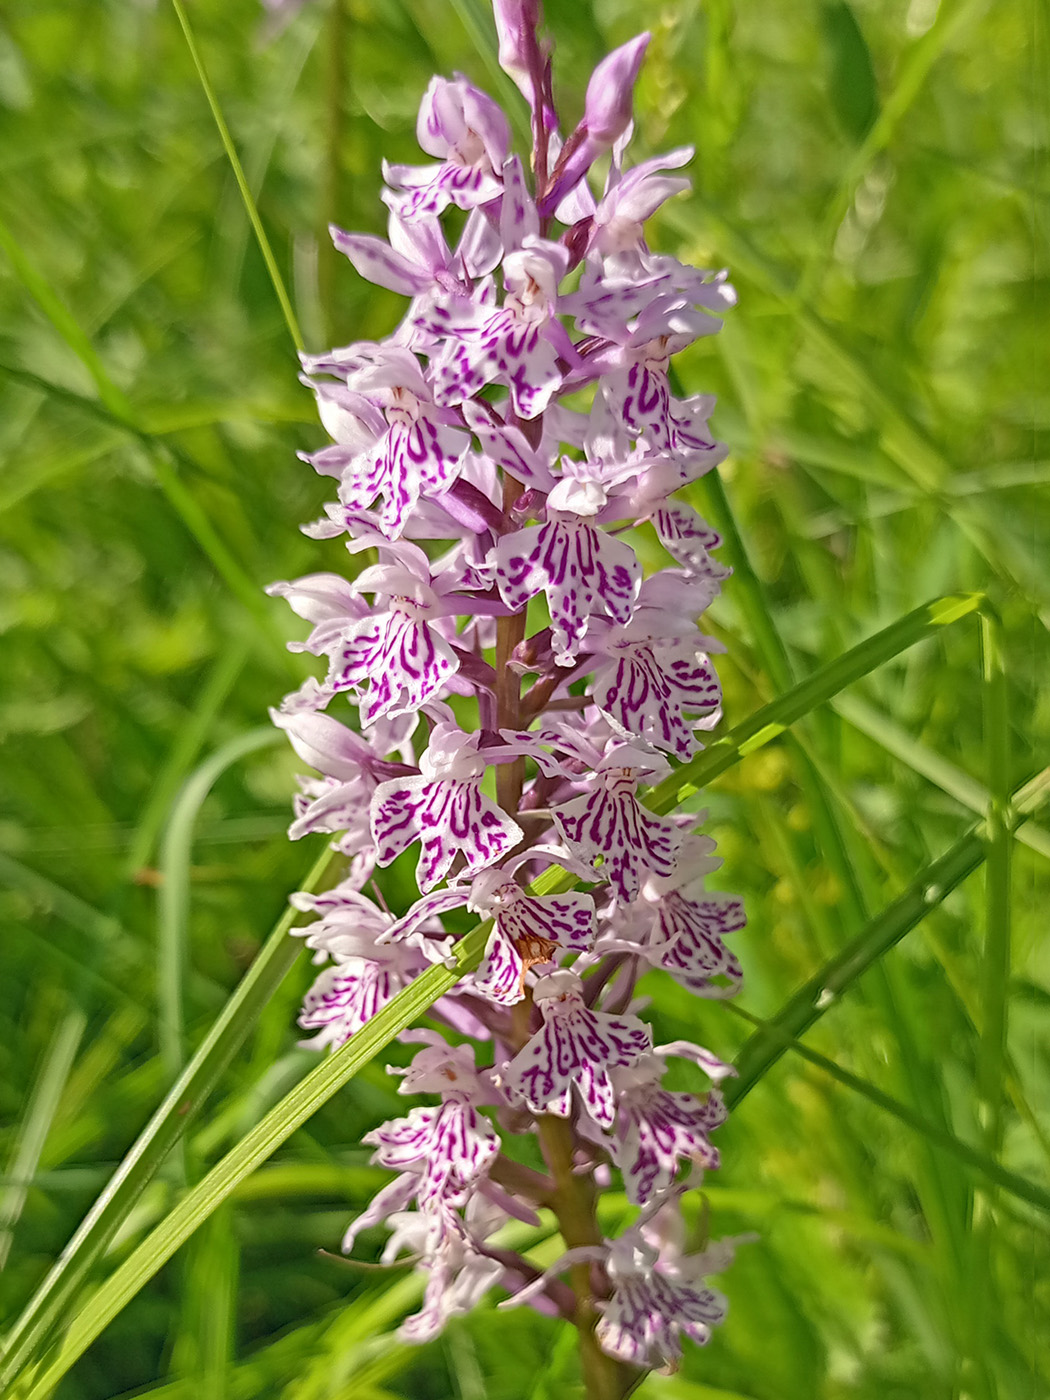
493;451;624;1396
496;471;527;813
318;0;348;348
536;1114;628;1400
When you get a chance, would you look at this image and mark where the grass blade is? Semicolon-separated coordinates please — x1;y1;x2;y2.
158;729;282;1088
831;692;1050;863
727;768;1049;1107
17;919;494;1399
0;843;341;1389
725;1005;1050;1216
170;0;304;352
0;1010;87;1270
647;593;984;814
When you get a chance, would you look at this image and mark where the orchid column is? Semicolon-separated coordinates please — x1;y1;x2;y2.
269;4;747;1394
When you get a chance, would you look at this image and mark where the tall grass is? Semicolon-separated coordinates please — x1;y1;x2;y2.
0;1;1045;1397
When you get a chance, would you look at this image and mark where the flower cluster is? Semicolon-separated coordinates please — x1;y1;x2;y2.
269;1;746;1381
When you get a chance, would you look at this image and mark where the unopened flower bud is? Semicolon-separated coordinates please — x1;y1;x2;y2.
493;0;543;89
540;33;650;214
582;32;650;147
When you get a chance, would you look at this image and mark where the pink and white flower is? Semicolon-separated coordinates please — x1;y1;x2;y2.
502;970;652;1128
371;723;523;891
268;5;750;1368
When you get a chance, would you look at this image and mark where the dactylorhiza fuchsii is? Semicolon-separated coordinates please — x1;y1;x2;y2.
268;1;749;1386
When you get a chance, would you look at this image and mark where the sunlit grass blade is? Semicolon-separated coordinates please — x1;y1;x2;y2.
727;767;1049;1106
0;1009;87;1269
170;0;304;352
17;920;494;1399
167;1207;238;1395
724;1004;1050;1215
647;593;984;814
158;728;282;1089
0;843;341;1390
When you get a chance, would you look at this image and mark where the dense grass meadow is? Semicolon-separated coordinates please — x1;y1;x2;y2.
0;0;1047;1395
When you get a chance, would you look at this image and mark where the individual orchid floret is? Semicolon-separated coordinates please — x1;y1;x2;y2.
290;879;395;961
297;938;430;1050
304;345;472;539
493;506;641;665
371;722;524;891
331;208;501;355
326;541;465;723
551;742;683;901
652;501;730;578
386;1200;508;1343
601;1043;732;1205
542;34;651;213
587;148;693;264
502;969;651;1128
565;147;737;330
588;573;724;759
596;1224;729;1367
365;1041;500;1208
384;75;510;219
470;867;596;1004
382;866;596;1003
645;857;747;996
433;236;572;419
594;300;724;454
270;708;393;862
501;1212;733;1368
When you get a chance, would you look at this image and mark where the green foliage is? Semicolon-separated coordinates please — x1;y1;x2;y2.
0;0;1046;1397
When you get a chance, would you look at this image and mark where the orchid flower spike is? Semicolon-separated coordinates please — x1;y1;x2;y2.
267;0;746;1383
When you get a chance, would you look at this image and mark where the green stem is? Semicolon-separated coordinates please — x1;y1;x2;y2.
0;843;341;1391
158;730;282;1091
318;0;347;347
536;1116;630;1400
171;0;304;352
727;766;1046;1106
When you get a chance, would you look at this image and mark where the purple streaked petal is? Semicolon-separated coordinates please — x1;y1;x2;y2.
472;922;526;1005
328;611;461;721
367;1099;500;1208
330;226;434;295
502;972;651;1128
371;775;524;892
494;519;641;664
592;642;721;760
383;888;470;944
298;959;404;1048
552;774;683;902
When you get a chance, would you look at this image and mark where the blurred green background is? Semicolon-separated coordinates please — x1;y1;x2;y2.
0;0;1047;1396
